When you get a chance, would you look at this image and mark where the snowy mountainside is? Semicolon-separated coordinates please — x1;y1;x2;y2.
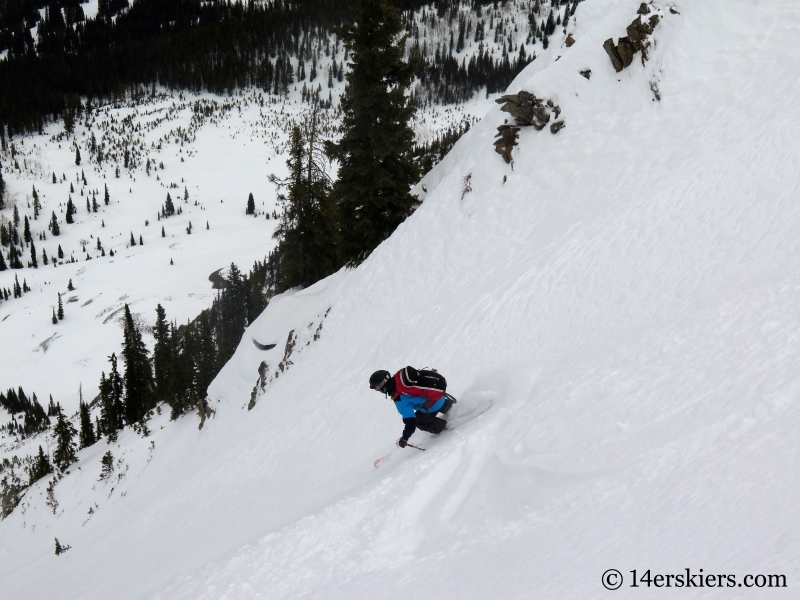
3;0;800;598
0;0;541;513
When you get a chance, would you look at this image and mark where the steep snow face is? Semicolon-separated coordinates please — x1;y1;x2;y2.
4;0;800;597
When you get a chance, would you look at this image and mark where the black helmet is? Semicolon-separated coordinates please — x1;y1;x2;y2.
369;370;391;392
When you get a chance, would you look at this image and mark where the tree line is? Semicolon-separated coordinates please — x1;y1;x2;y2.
0;0;473;135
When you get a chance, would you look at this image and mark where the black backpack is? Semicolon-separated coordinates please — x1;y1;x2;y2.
394;366;447;407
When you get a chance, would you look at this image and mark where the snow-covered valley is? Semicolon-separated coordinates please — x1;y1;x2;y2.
2;0;800;598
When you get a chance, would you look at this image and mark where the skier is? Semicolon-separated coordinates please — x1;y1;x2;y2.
369;367;456;448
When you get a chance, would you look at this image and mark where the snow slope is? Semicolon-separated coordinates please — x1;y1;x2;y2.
3;0;800;597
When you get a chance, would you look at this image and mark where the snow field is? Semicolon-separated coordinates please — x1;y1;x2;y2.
2;0;800;598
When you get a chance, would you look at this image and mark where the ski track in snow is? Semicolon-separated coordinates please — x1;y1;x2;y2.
3;0;800;598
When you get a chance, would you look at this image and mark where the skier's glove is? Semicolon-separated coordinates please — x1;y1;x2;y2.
396;437;408;448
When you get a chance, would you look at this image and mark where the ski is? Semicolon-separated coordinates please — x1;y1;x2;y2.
373;400;493;467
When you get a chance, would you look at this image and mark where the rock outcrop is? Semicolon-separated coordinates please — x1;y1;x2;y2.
493;91;563;162
604;4;662;72
493;124;521;164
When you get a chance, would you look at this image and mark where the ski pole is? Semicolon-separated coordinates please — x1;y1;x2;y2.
407;443;425;451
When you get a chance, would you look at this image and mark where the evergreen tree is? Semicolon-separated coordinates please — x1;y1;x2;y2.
121;304;154;424
23;215;31;243
68;278;74;291
246;193;255;215
65;197;75;224
193;311;217;400
30;240;37;268
326;0;420;266
57;292;64;320
0;251;6;271
9;244;23;269
32;185;41;218
152;304;171;403
52;308;57;324
28;445;53;484
164;192;175;217
104;184;110;205
50;212;60;236
57;244;63;258
216;264;248;365
75;147;81;165
13;205;19;226
99;353;124;441
47;395;58;417
130;232;136;246
78;397;96;448
52;406;77;471
0;170;5;209
99;451;114;479
268;114;337;293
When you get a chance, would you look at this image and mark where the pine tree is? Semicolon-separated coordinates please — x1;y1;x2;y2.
326;0;420;266
268;115;337;292
52;406;77;471
164;193;175;217
216;263;248;365
130;232;136;246
68;278;74;291
42;248;48;265
161;225;165;237
58;244;63;259
52;308;57;324
0;170;5;210
75;148;81;165
30;240;37;268
50;212;60;236
32;185;41;218
99;451;114;479
0;251;6;271
13;205;19;227
99;353;124;442
9;244;23;269
28;445;53;484
57;292;64;320
66;197;75;224
78;396;96;448
246;193;255;215
152;304;171;403
121;304;154;424
23;215;31;244
104;184;110;205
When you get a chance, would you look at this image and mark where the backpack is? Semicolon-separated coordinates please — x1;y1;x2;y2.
392;366;447;408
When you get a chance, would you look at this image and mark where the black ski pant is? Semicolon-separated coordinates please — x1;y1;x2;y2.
415;410;447;434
